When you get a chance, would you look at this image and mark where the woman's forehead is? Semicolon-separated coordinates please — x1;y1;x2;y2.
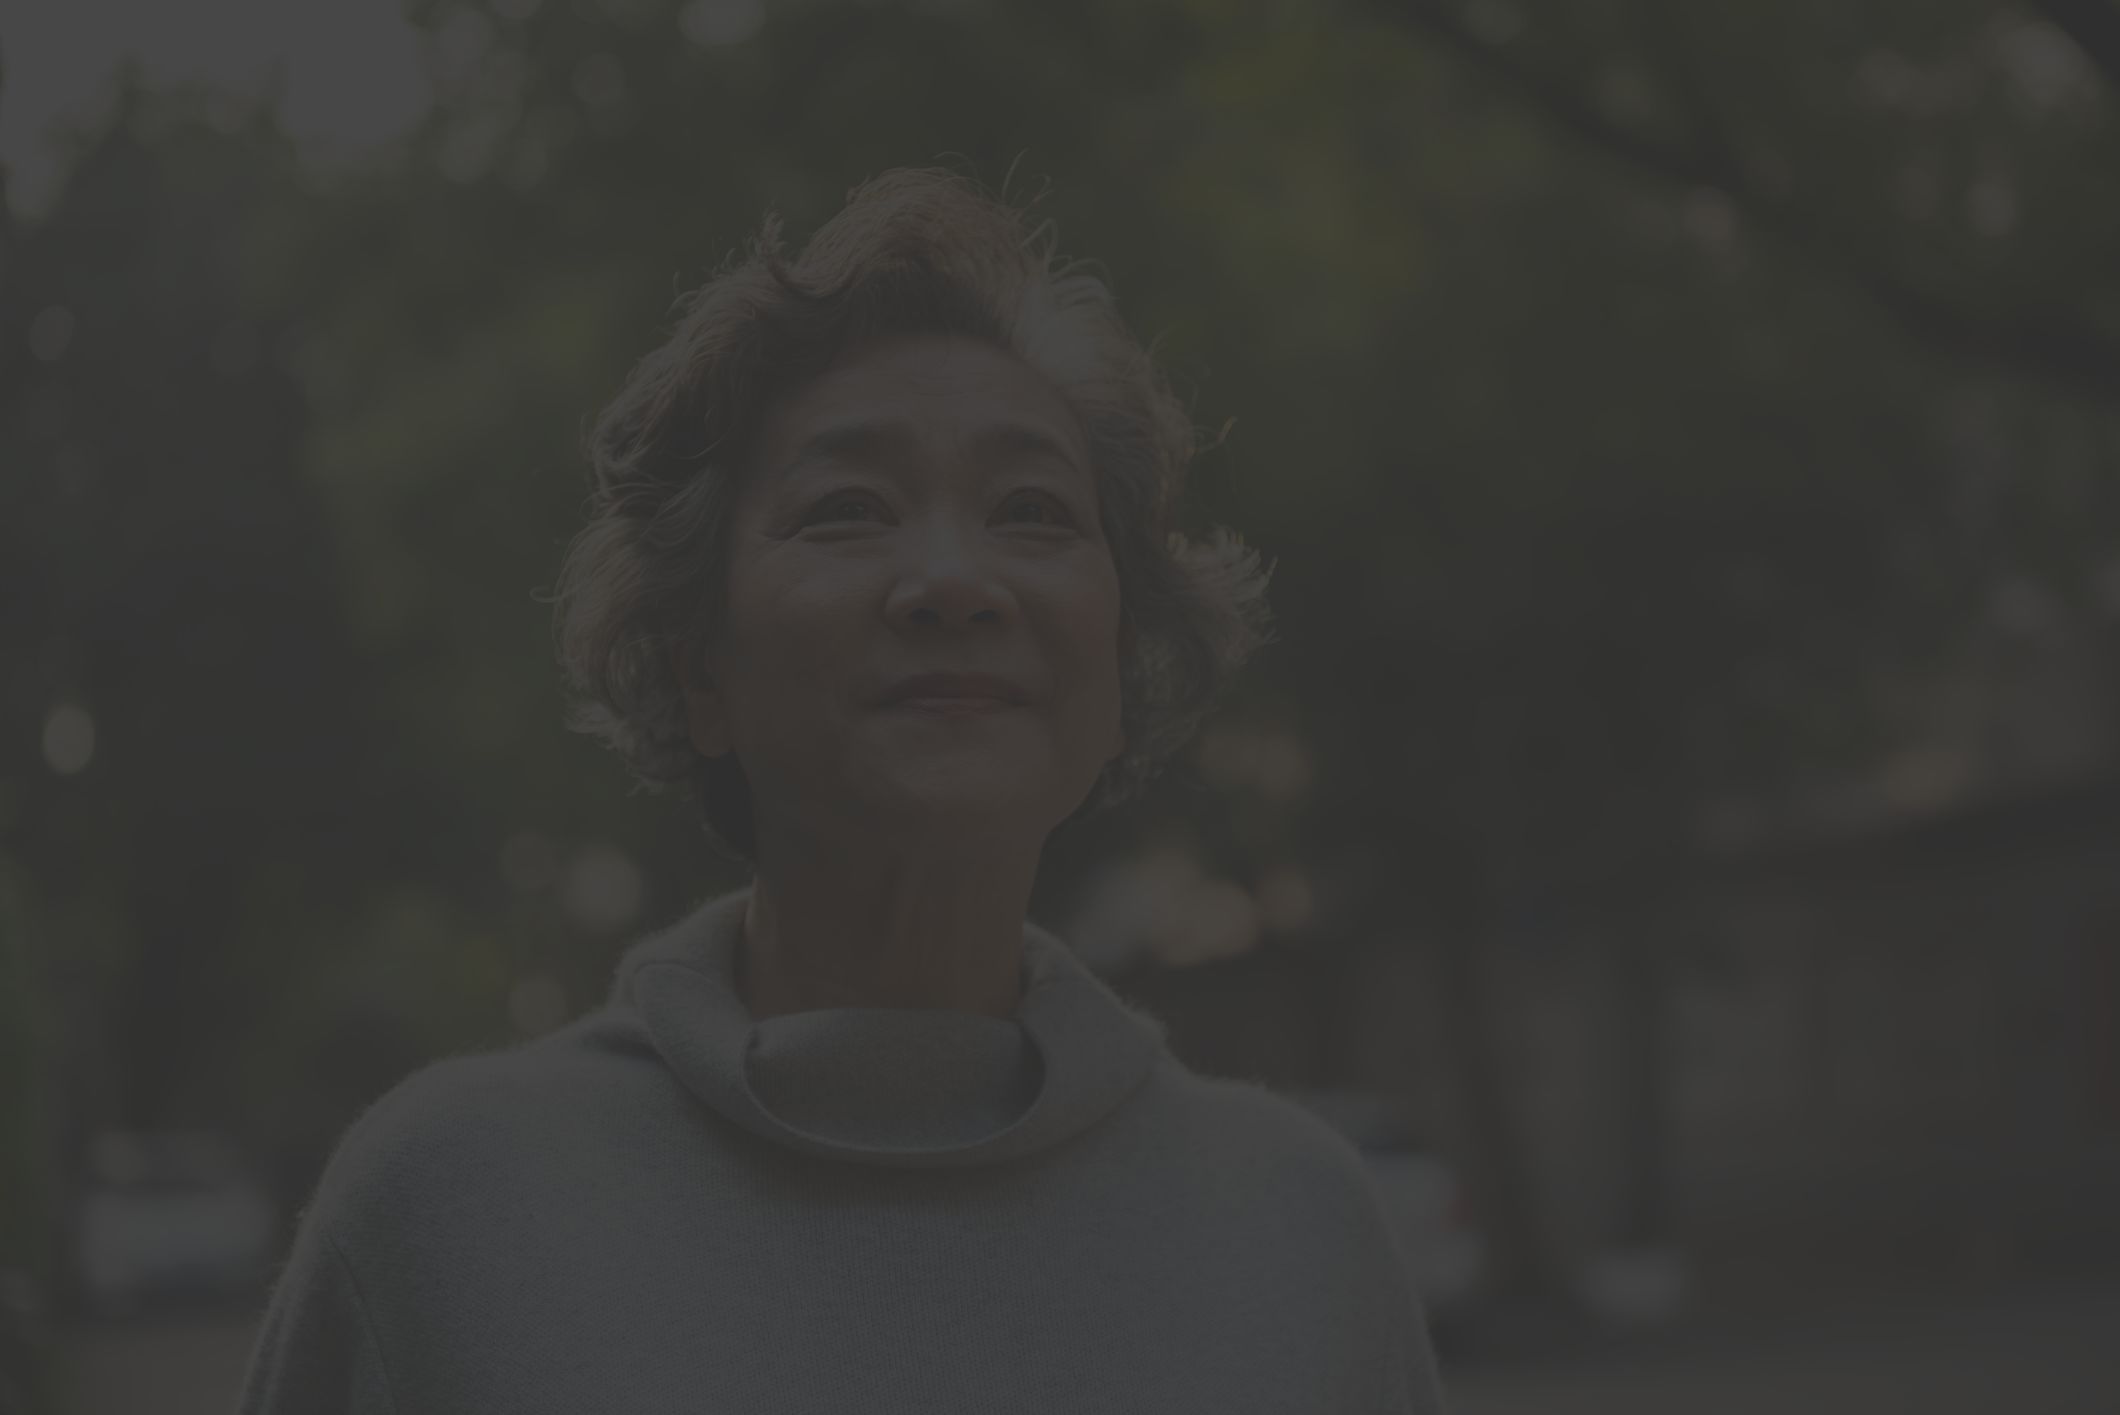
756;334;1092;477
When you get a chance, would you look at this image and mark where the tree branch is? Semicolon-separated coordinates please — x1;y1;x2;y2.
1375;0;2120;398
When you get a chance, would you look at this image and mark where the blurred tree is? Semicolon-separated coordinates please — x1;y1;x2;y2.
0;75;401;1141
1372;0;2120;393
1314;0;2120;1282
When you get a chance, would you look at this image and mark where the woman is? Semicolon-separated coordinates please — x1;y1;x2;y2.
240;167;1447;1413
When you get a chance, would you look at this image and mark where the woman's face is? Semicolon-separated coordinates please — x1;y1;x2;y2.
681;333;1127;854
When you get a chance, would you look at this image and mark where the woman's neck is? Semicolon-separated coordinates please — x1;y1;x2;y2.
736;842;1042;1019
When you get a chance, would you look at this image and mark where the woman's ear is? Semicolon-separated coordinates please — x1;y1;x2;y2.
674;643;732;759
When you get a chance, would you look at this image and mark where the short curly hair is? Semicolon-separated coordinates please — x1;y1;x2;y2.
552;166;1274;865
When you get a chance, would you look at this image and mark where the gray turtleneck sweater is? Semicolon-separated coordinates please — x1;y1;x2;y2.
238;887;1448;1412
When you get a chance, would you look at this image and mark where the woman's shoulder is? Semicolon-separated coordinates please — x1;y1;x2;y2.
302;1008;675;1231
1140;1061;1387;1206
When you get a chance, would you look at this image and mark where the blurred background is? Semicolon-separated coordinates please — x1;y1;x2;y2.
5;0;2120;1410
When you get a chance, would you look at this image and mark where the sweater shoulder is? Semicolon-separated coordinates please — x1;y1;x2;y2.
303;1007;669;1233
1139;1061;1387;1214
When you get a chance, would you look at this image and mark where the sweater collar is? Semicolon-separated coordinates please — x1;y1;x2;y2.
611;887;1167;1169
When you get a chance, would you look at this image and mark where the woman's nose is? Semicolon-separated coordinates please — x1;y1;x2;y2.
887;520;1012;628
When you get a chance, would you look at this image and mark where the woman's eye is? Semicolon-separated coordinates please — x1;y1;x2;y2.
806;492;884;525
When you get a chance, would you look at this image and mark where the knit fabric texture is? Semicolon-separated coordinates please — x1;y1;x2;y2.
237;886;1448;1413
